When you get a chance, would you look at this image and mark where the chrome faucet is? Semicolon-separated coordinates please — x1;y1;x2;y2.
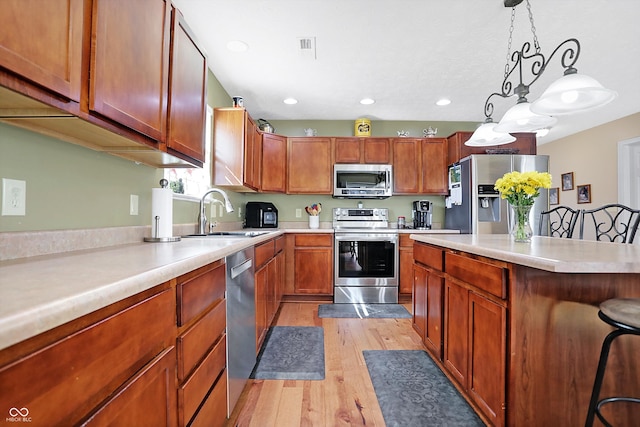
198;188;234;234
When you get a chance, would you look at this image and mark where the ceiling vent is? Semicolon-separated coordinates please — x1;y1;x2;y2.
297;37;317;59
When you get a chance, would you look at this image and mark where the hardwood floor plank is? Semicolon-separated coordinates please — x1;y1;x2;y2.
230;302;425;427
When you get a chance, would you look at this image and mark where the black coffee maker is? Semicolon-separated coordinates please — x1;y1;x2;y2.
412;200;432;229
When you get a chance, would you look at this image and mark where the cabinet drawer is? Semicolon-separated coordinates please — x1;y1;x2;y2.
177;260;225;326
0;288;175;427
177;299;226;381
445;252;507;298
294;233;333;247
179;334;227;425
189;372;228;427
414;243;444;271
255;239;275;269
82;347;177;426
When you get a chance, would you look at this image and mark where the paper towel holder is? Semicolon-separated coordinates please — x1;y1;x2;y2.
144;180;181;243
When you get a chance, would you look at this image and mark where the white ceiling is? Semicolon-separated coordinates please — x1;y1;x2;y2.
173;0;640;143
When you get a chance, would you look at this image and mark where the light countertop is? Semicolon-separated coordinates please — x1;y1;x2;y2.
410;234;640;274
0;226;457;352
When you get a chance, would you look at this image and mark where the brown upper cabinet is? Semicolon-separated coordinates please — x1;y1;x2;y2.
213;108;287;193
392;137;448;195
261;133;287;193
166;6;208;164
0;0;85;102
447;131;537;166
287;137;333;194
0;0;207;168
334;137;391;164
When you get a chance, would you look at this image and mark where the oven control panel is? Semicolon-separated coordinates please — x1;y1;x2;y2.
332;208;389;229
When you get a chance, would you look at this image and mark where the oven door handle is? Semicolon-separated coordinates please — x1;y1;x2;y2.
335;234;398;243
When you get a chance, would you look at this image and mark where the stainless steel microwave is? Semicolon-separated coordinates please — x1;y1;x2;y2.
333;164;393;199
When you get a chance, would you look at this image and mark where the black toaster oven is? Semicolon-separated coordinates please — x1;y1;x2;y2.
244;202;278;228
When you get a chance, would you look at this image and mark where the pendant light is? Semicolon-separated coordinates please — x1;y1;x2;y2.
467;0;616;143
530;67;617;115
465;118;516;146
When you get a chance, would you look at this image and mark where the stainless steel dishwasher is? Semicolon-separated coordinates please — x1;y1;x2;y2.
225;247;256;417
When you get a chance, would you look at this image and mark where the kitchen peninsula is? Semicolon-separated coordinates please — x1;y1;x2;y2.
410;234;640;426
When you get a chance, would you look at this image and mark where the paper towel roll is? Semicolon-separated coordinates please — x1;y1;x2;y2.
151;188;173;238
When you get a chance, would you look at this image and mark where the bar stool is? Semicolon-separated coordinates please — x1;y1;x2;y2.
585;298;640;426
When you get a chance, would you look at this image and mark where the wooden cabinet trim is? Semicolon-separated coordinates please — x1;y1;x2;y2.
414;242;444;271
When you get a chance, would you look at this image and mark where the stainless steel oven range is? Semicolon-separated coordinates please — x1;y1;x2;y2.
333;207;398;304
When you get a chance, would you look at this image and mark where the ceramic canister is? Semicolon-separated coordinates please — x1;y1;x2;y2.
354;118;371;137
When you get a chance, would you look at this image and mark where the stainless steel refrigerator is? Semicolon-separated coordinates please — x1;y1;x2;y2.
445;155;549;234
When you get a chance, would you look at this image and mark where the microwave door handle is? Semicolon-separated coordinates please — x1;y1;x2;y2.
258;208;263;227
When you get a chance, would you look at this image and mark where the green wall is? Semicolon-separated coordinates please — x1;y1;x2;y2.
0;69;476;232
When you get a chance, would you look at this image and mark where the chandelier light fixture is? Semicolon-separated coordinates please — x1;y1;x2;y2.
465;0;617;146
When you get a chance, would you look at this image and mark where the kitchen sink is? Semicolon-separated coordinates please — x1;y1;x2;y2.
182;231;273;238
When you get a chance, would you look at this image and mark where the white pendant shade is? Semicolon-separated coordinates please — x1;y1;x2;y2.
494;102;557;133
464;121;516;146
530;73;618;115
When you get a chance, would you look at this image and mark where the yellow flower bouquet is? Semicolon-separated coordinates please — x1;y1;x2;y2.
494;171;552;206
494;171;552;242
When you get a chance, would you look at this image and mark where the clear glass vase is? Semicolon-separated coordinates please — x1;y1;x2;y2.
509;204;533;243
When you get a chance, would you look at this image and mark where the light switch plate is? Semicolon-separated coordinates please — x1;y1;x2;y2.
129;194;139;215
2;178;26;216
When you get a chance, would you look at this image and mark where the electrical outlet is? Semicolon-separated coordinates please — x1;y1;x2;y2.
296;208;302;218
129;194;139;215
238;206;242;218
2;178;26;216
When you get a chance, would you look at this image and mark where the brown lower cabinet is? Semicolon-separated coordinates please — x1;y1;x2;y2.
0;258;230;427
0;285;177;427
255;236;285;350
414;242;507;426
284;233;334;297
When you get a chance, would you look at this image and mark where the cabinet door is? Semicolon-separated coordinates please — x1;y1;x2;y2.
83;347;177;426
468;292;506;426
91;0;171;141
287;137;333;194
399;235;414;295
444;280;468;386
420;138;448;194
294;248;333;294
392;138;421;193
255;263;268;351
425;271;444;360
243;115;259;190
213;108;245;187
412;264;428;340
166;7;207;164
335;137;361;163
261;133;286;193
0;0;86;101
363;138;391;164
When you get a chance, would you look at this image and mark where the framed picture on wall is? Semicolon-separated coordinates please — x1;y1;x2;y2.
561;172;574;191
549;188;559;205
577;184;592;204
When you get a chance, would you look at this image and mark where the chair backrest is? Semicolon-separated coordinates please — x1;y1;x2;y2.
579;204;640;243
538;206;579;238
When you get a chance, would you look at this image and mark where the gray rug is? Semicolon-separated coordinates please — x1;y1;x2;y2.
318;303;412;319
251;326;325;380
364;350;485;427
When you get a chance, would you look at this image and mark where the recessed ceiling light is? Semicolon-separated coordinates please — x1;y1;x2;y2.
226;40;248;52
283;98;298;105
436;98;451;106
360;98;375;105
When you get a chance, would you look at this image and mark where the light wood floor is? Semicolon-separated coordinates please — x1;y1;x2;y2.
228;302;425;427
